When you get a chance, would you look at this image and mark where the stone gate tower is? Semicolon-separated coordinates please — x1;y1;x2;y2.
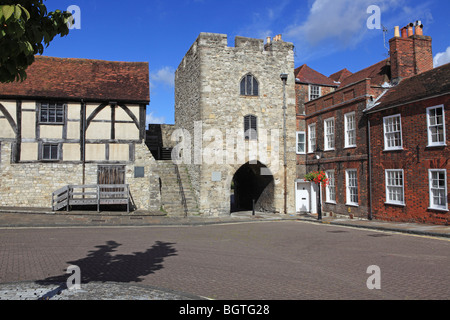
175;33;297;216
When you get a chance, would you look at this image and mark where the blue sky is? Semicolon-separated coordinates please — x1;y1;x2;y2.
43;0;450;125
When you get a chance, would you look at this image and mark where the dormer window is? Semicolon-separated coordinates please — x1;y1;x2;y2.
240;74;259;96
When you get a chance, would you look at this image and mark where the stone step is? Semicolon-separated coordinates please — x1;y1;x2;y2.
154;162;199;216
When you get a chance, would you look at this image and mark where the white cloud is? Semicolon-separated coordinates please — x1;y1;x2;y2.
285;0;401;48
434;47;450;68
150;66;175;88
146;112;166;125
236;0;290;40
284;0;434;62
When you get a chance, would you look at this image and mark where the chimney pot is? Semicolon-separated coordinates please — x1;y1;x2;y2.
415;24;424;36
407;24;414;37
394;26;400;37
401;27;408;38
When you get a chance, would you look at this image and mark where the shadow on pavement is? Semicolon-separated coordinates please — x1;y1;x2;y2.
35;240;177;291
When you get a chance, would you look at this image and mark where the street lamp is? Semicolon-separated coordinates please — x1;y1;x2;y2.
315;147;323;221
281;73;288;215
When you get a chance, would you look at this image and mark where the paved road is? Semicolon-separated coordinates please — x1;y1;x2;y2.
0;220;448;300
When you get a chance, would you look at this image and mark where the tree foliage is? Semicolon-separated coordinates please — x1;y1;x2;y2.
0;0;72;83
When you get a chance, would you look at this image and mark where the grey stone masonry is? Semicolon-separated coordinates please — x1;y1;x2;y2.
175;33;297;216
0;141;161;212
155;160;199;216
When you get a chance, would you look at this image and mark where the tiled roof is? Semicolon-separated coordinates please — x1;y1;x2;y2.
368;63;450;113
338;59;390;88
0;56;150;103
295;64;337;87
329;68;353;83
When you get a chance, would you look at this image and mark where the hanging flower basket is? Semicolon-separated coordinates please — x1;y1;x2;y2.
304;171;329;186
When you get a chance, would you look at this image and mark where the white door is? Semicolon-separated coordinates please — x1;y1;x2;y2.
296;182;310;213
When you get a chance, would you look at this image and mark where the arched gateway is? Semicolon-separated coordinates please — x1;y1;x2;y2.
231;161;275;213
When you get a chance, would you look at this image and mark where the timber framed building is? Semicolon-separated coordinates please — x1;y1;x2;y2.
0;56;159;212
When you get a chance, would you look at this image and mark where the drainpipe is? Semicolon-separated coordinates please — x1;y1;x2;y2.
368;118;373;221
81;99;86;186
281;73;289;214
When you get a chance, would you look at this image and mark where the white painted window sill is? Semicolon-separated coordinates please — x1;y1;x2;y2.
385;202;406;207
426;144;447;148
383;148;403;152
346;203;359;207
428;206;449;212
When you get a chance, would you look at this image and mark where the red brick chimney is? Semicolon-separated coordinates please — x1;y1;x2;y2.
389;22;433;83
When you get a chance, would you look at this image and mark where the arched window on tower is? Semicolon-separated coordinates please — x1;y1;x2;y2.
244;114;258;140
240;74;259;96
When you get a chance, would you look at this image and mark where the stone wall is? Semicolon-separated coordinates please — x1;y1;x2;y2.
175;35;204;201
0;141;160;211
175;33;297;216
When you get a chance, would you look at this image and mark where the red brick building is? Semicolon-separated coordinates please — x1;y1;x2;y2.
294;65;338;213
366;63;450;225
297;22;441;222
303;61;390;218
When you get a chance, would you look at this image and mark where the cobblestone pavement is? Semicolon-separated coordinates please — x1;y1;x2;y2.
0;211;449;300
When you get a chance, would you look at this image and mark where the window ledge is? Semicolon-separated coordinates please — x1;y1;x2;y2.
426;144;447;148
346;203;359;207
428;207;449;212
383;148;403;152
325;201;337;205
240;95;259;99
344;146;357;149
39;122;65;126
385;202;406;207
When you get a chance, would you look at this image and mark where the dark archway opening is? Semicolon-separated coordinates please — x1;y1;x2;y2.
231;162;275;213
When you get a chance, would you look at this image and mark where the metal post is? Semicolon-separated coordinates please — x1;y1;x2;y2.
66;186;70;212
317;160;322;221
252;199;255;216
317;183;322;221
281;74;288;215
97;185;100;213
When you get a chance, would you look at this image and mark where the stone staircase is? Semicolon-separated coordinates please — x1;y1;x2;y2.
155;160;199;216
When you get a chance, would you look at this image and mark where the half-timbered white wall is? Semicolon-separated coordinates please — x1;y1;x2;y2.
0;100;160;211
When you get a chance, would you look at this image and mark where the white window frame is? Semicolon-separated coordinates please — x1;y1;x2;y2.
309;85;321;101
325;170;336;204
308;123;316;153
385;170;405;206
428;169;448;211
296;131;306;155
383;114;403;151
346;169;358;206
426;105;446;147
324;118;335;151
344;112;356;148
